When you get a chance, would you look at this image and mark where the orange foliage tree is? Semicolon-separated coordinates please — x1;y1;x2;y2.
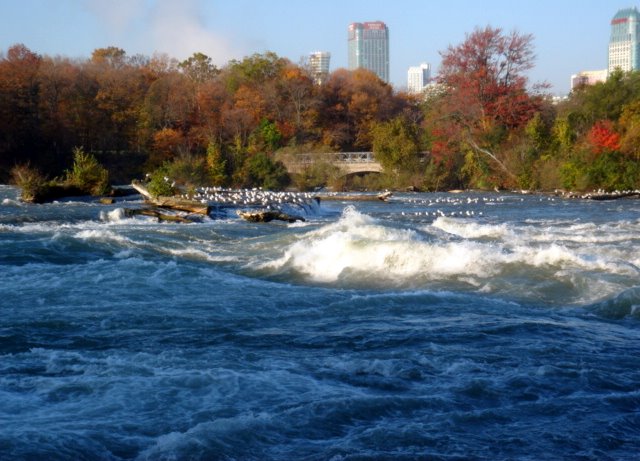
587;120;620;155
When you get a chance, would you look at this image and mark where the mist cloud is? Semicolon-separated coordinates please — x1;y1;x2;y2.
84;0;241;65
148;0;239;64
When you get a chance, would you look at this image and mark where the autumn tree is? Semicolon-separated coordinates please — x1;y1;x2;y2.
36;56;101;173
91;47;127;68
432;26;544;187
276;64;318;142
190;79;229;148
149;127;185;167
319;68;405;150
142;72;194;131
0;44;42;177
87;48;150;153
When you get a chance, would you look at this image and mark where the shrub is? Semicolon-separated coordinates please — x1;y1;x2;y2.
146;166;176;197
64;147;110;195
164;154;210;188
10;164;47;202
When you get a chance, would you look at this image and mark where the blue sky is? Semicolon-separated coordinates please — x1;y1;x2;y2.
0;0;634;94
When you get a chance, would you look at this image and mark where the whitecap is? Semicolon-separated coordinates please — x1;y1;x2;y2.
431;216;511;240
256;206;638;304
99;208;127;223
2;198;21;206
75;228;132;245
261;207;503;284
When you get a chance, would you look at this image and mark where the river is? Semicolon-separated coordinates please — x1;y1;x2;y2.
1;185;639;460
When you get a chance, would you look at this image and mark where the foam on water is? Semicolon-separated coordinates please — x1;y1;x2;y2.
75;228;133;245
100;207;129;223
168;247;239;263
260;206;639;303
1;198;21;206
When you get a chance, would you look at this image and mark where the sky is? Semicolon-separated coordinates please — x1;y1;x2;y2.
0;0;635;95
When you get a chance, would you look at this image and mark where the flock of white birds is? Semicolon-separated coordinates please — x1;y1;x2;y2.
185;187;319;210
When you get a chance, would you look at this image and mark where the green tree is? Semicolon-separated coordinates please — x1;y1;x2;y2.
146;165;176;197
64;146;110;195
179;52;219;83
225;52;287;90
237;152;290;190
372;117;421;174
525;112;551;152
551;116;576;153
206;141;227;185
253;118;282;152
568;69;640;124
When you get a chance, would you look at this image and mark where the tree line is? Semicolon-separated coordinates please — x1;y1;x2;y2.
2;26;640;193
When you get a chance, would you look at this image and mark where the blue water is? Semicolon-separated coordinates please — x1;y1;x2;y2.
1;185;639;460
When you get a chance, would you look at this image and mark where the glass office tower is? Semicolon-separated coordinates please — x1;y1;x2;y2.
609;7;640;73
348;21;389;83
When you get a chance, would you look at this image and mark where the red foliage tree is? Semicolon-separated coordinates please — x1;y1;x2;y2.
428;27;544;186
438;26;541;131
587;120;621;154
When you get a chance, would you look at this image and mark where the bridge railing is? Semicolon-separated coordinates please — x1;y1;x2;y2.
294;151;429;164
295;152;376;164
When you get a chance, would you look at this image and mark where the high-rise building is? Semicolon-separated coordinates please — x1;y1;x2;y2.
407;63;431;94
608;7;640;73
309;51;331;85
348;21;389;82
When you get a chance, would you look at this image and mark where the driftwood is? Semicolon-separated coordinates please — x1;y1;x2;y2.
124;208;193;223
131;180;210;215
237;210;305;223
149;195;210;214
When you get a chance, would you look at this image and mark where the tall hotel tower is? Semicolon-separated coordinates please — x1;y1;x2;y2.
608;7;640;73
348;21;389;83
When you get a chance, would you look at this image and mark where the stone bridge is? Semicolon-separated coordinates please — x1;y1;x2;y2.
284;152;384;175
